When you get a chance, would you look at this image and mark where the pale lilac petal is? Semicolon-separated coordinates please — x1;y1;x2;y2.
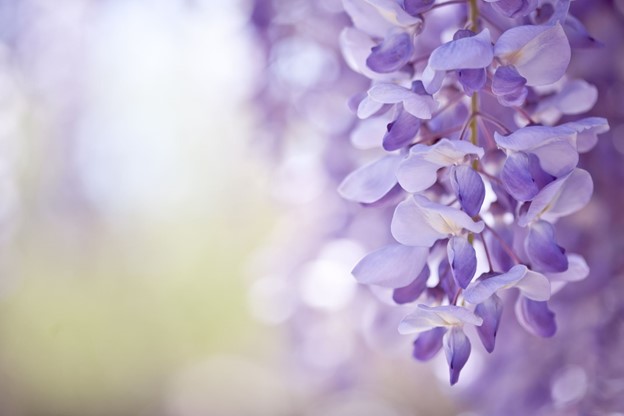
343;0;395;38
422;65;445;94
444;327;472;385
341;28;408;80
351;115;391;149
487;0;537;18
515;269;551;301
357;95;385;119
495;23;570;86
366;31;414;73
368;83;436;119
546;254;589;294
561;117;609;153
429;29;493;71
353;243;429;288
338;155;402;203
383;108;421;151
391;195;485;247
364;0;423;26
519;169;593;226
525;220;568;273
402;94;437;119
534;79;598;124
398;304;483;334
475;294;504;353
393;264;430;304
447;236;477;289
494;126;578;177
463;265;528;304
397;139;484;193
412;327;445;361
564;15;603;49
515;297;557;337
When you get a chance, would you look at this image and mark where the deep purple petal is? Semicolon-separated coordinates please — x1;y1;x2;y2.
447;236;477;289
444;327;472;385
366;32;413;74
475;294;504;353
450;165;485;217
525;220;568;273
412;327;446;361
515;297;557;338
383;108;421;151
458;68;486;95
393;265;430;304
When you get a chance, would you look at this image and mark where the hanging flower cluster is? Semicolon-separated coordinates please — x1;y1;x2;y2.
339;0;609;384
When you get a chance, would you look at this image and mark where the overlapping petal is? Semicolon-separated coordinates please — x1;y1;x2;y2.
518;168;593;226
391;195;484;247
495;23;570;86
397;139;484;193
398;304;483;334
463;265;551;304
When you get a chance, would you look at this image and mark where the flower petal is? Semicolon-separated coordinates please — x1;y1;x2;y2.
397;139;484;193
366;31;414;74
495;23;570;86
525;220;568;273
447;236;477;289
519;168;593;226
343;0;395;38
352;244;429;288
546;253;589;294
463;265;528;304
494;126;578;177
444;327;472;385
393;264;430;304
403;0;435;16
364;0;423;26
458;68;487;95
450;165;485;217
398;304;483;334
500;152;540;201
561;117;609;153
475;294;504;353
391;195;485;247
515;297;557;337
429;29;493;71
412;326;445;361
338;155;401;203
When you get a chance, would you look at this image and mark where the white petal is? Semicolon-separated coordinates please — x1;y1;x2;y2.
422;66;445;94
546;254;589;295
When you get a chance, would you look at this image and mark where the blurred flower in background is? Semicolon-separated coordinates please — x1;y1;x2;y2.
0;1;623;416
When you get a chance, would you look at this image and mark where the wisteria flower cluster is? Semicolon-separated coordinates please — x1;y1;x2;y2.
339;0;609;384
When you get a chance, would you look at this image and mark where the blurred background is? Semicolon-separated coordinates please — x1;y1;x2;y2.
0;1;622;415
